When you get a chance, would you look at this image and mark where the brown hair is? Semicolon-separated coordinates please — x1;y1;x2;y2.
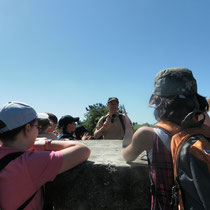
0;119;37;142
37;118;51;134
149;93;208;126
46;113;58;124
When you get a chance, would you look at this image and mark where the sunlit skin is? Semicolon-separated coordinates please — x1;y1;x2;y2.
107;101;119;115
103;100;119;129
1;122;39;151
1;121;91;174
47;123;57;133
93;99;120;139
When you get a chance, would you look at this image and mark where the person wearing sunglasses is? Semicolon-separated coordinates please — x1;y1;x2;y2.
0;102;90;209
94;97;130;140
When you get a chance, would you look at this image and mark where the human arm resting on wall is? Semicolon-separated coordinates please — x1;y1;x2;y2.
33;140;91;174
93;116;111;139
123;126;155;162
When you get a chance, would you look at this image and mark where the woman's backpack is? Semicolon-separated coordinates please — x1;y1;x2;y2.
157;122;210;210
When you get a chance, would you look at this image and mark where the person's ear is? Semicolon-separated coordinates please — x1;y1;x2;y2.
22;123;32;136
26;123;31;131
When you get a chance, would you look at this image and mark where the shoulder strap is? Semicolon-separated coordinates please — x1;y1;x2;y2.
102;114;125;133
154;125;173;138
0;152;24;171
155;122;181;135
119;114;125;134
17;192;37;210
102;115;107;123
0;152;38;210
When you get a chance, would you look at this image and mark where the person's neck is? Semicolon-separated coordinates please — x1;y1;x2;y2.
2;132;28;150
109;111;118;116
63;130;74;135
2;139;27;150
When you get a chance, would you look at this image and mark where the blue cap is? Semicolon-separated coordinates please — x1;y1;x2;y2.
0;101;38;133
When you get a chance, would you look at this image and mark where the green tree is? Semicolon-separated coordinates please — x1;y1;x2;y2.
82;103;108;135
119;104;127;114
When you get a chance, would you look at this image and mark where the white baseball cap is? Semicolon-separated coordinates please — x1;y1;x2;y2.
0;101;38;133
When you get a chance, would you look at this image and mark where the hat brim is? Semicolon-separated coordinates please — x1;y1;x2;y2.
73;117;80;122
37;113;49;119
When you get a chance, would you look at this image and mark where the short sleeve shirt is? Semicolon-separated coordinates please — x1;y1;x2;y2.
96;114;125;139
0;147;63;210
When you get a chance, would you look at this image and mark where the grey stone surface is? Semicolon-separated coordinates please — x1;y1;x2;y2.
83;140;147;166
45;140;150;210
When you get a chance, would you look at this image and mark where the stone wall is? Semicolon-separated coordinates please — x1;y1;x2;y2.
45;140;150;210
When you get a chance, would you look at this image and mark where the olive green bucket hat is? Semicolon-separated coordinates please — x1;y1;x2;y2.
152;67;197;96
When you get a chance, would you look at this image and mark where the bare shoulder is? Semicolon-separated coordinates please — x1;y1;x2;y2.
132;126;155;150
123;126;155;162
134;126;154;141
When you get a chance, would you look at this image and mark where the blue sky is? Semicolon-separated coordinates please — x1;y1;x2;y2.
0;0;210;124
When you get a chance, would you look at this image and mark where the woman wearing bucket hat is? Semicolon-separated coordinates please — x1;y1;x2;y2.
123;68;210;210
0;101;90;209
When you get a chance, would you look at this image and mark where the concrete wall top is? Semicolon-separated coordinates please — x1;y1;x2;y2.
81;140;147;166
45;140;150;210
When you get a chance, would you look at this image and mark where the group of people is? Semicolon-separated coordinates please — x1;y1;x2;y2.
0;67;209;209
35;96;131;142
35;112;91;141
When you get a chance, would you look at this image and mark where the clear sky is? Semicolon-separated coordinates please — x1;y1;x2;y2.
0;0;210;124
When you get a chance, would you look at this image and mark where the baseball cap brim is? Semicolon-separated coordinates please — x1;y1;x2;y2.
37;113;49;119
58;115;79;128
108;97;119;103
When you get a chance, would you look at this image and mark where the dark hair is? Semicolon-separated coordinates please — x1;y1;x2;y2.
75;126;87;140
46;113;58;124
149;93;208;126
0;119;37;142
37;118;51;134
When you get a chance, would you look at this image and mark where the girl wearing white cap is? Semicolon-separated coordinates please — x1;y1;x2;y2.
0;101;90;209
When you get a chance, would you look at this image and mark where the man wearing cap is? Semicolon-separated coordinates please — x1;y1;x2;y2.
94;97;126;140
57;115;79;140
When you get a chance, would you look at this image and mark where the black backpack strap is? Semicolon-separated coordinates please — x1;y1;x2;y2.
102;114;125;134
0;152;24;171
102;114;125;132
17;192;37;210
118;114;125;134
146;151;155;196
0;152;38;210
102;115;107;123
